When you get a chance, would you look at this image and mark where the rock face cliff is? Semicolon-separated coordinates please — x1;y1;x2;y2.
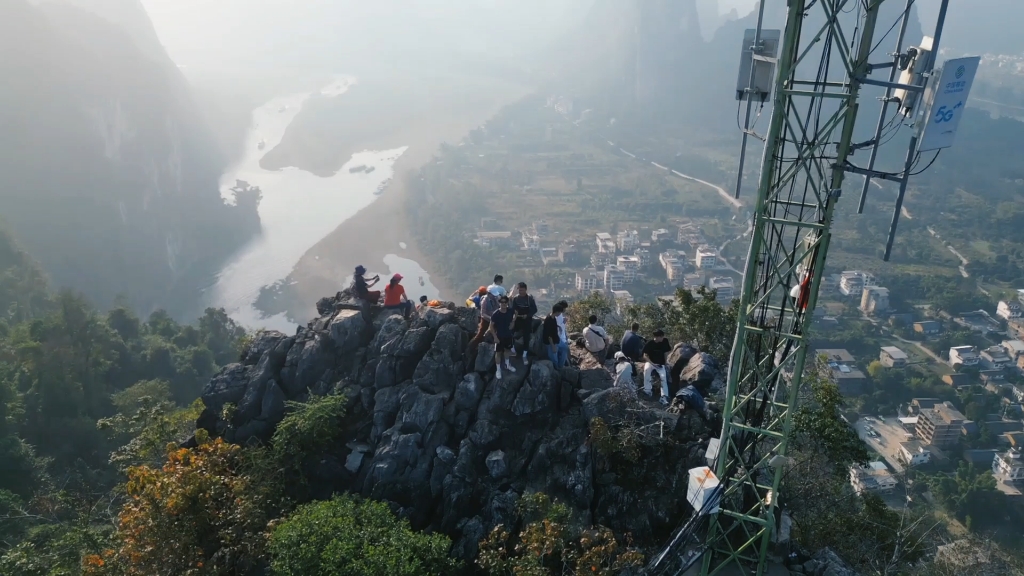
197;292;723;559
0;0;259;315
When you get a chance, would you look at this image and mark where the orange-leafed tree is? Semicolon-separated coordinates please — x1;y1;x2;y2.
84;432;274;576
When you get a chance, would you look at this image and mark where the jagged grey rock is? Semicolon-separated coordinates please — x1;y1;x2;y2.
194;291;717;562
678;351;721;390
486;450;508;478
668;342;699;383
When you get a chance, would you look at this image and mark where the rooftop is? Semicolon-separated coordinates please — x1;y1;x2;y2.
881;346;908;360
817;349;855;364
900;440;929;453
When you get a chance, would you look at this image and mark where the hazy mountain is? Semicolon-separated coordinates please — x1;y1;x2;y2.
0;0;259;316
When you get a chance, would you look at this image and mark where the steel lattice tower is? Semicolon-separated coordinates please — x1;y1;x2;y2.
700;1;890;574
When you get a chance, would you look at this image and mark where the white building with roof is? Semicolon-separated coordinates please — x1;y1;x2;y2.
993;448;1024;482
575;270;601;292
651;228;671;243
898;441;932;466
616;255;640;283
611;290;634;314
997;300;1022;321
839;271;872;296
949;345;980;367
616;230;640;252
880;346;909;367
633;248;651;268
595;233;615;253
695;247;717;269
850;461;897;494
603;265;625;291
708;277;734;305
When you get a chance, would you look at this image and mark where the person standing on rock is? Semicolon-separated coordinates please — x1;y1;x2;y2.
469;286;502;353
465;286;487;309
583;315;610;364
510;282;537;365
488;295;517;379
487;274;507;298
352;265;381;304
382;274;413;319
642;329;673;405
542;302;569;369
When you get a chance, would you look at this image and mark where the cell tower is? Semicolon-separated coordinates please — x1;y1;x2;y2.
646;1;977;575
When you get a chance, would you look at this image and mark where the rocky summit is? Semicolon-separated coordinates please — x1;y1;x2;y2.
195;291;722;558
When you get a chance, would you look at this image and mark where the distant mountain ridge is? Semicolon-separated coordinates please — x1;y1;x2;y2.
0;0;259;317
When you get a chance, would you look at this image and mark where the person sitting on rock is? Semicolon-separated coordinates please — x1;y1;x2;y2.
352;265;381;304
488;295;517;379
382;274;413;318
620;322;645;362
583;315;611;364
612;351;636;392
642;329;672;405
417;295;429;315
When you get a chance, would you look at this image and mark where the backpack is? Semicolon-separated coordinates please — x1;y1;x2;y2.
480;293;499;320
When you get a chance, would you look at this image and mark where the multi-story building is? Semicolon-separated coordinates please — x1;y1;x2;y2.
616;229;640;252
818;349;867;396
708;277;735;305
660;250;686;285
860;286;890;316
849;462;897;494
590;252;613;268
838;271;867;296
540;248;559;265
695;247;718;269
916;402;967;448
575;270;601;292
880;346;909;368
993;448;1024;483
616;255;640;283
981;345;1013;370
533;220;550;236
997;300;1022;321
651;228;671;243
949;345;980;368
603;265;625;291
1002;339;1024;360
683;273;706;290
897;441;932;466
595;233;616;254
633;248;651;268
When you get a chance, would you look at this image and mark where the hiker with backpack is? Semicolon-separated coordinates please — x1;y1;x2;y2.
510;282;537;365
465;286;487;309
469;285;503;353
582;315;610;364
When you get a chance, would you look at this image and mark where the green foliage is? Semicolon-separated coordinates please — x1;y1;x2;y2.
793;366;869;471
98;391;203;470
268;494;458;576
271;392;349;473
565;292;613;334
1;523;108;576
926;462;1007;531
477;492;643;576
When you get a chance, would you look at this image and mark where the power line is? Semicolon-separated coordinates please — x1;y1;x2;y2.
870;0;916;55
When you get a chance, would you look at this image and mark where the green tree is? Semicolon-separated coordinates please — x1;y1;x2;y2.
269;495;458;576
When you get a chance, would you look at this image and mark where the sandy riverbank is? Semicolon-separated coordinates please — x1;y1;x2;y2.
277;74;532;322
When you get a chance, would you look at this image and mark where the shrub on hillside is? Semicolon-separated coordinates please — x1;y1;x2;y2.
268;494;458;576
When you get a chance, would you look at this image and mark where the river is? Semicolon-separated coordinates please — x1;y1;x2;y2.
205;78;440;332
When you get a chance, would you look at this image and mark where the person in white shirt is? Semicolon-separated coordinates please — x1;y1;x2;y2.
612;352;636;394
582;315;610;363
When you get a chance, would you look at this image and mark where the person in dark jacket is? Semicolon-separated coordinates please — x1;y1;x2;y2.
620;322;644;361
351;265;380;303
542;301;569;368
510;282;538;364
